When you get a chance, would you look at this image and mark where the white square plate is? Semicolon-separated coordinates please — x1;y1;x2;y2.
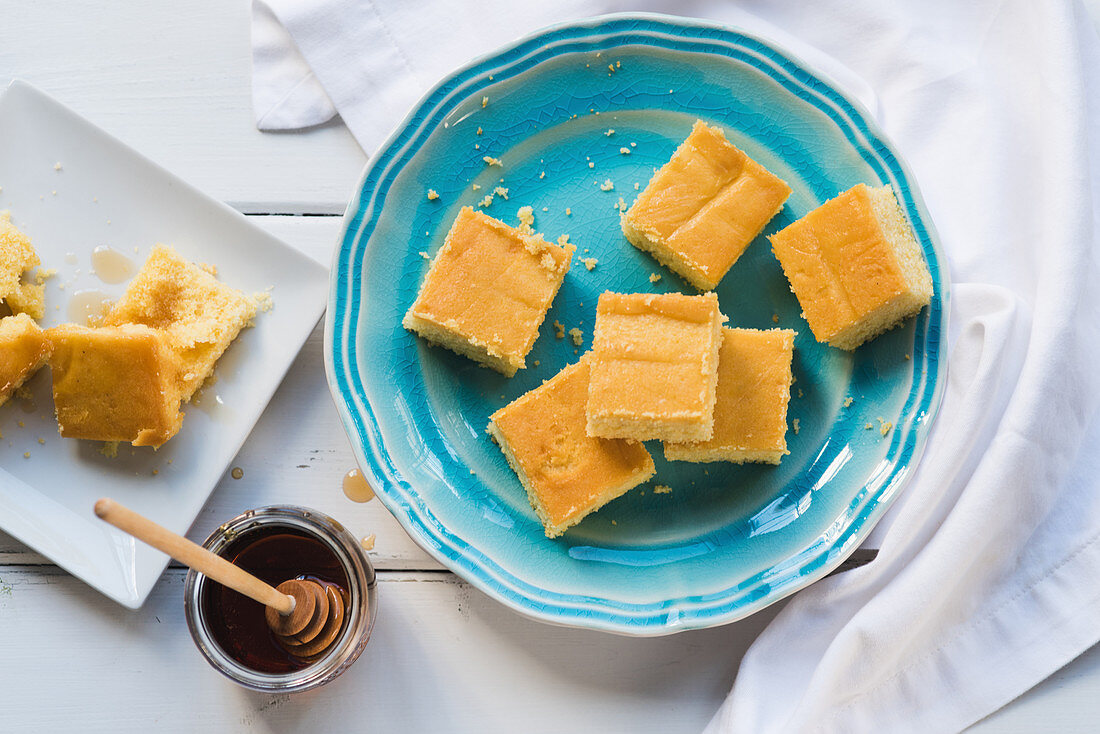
0;80;328;608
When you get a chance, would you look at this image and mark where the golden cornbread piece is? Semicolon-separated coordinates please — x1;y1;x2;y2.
46;324;185;448
587;291;725;443
488;356;655;538
403;206;574;377
768;184;933;350
0;314;52;407
665;328;795;464
0;211;46;320
103;245;257;401
622;121;791;291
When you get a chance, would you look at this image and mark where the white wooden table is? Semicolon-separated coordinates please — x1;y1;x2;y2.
2;2;1099;731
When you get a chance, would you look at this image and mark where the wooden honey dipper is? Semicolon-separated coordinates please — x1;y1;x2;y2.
94;498;347;660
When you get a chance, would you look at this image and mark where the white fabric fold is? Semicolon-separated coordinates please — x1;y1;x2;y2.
251;1;1100;732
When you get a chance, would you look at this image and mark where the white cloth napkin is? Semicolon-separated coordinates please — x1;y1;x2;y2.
252;2;1100;732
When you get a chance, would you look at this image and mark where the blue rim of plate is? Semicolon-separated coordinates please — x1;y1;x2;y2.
325;13;949;635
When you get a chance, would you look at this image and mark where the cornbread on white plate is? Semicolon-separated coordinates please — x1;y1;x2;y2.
46;323;185;448
103;244;257;401
0;211;46;319
586;291;725;443
768;183;932;350
403;206;573;377
622;121;791;291
665;327;795;465
488;355;655;538
0;313;52;407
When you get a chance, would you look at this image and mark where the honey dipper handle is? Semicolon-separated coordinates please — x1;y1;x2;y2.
94;498;295;615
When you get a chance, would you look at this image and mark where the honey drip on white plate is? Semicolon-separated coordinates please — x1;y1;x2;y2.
342;469;375;503
68;289;113;326
91;245;135;284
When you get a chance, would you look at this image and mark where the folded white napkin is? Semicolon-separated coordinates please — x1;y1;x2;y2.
253;1;1100;732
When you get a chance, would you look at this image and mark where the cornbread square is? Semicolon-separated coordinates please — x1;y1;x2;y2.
0;211;46;320
622;121;791;291
403;206;574;377
46;324;185;448
768;184;933;350
488;356;655;538
0;314;52;407
587;292;725;442
665;328;795;464
103;245;257;401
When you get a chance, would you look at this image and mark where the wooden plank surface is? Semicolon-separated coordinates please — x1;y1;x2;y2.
0;1;366;213
0;566;781;733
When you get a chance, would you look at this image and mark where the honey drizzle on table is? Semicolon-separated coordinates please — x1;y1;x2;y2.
90;245;135;284
342;469;375;503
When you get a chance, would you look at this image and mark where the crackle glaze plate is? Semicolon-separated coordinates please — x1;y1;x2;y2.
326;14;948;635
0;81;329;608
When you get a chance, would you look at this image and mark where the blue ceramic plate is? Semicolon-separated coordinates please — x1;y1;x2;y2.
326;14;948;635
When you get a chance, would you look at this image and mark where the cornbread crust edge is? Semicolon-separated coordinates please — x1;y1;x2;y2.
585;292;725;443
487;360;656;538
621;123;791;291
402;207;573;377
664;328;796;464
825;185;932;350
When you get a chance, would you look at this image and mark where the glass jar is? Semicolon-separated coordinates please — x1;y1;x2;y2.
184;505;376;692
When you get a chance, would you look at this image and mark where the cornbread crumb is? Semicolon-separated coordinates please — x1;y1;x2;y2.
54;162;62;171
605;129;615;136
23;452;29;459
772;314;779;323
557;234;570;246
905;353;911;360
649;273;661;283
100;441;120;458
565;208;572;216
843;397;853;407
494;186;509;200
477;127;483;135
619;147;631;155
427;189;440;201
37;437;45;445
516;206;534;231
588;162;595;169
865;423;873;430
797;388;803;398
634;182;640;190
472;183;481;191
792;418;800;434
419;251;430;260
478;194;494;208
483;155;502;167
653;485;672;494
481;96;489;108
878;418;892;436
580;257;598;271
250;289;274;315
600;179;614;191
569;327;583;346
553;320;566;339
539;171;546;179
